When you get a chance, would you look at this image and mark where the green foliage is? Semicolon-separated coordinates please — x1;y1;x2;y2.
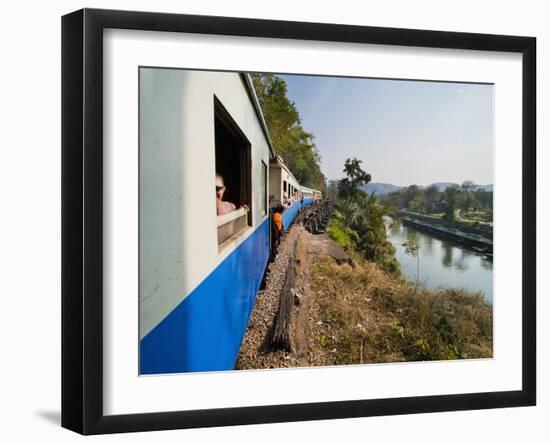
402;232;420;257
327;218;354;250
409;194;425;213
251;73;326;190
330;158;399;274
383;182;493;224
444;186;458;220
424;184;440;213
338;157;371;203
402;232;421;290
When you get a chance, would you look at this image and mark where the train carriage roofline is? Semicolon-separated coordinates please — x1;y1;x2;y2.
270;154;299;186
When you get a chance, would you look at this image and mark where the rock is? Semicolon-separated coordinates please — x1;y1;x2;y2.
293;291;302;306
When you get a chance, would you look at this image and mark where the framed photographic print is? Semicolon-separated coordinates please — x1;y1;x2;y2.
61;8;536;434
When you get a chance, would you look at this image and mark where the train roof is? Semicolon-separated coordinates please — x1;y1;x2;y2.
300;185;321;194
271;157;321;194
270;155;299;184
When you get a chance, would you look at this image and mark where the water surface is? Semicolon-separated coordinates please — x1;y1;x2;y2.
387;222;493;303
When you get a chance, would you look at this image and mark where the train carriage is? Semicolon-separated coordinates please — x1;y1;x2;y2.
269;156;301;230
139;68;321;374
139;69;274;374
300;186;316;206
269;157;318;230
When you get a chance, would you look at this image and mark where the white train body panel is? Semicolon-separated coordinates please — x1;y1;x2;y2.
139;69;271;373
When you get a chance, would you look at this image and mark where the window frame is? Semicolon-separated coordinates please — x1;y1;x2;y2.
213;95;253;249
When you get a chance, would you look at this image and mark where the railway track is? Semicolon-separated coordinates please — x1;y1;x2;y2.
235;201;334;367
296;200;333;235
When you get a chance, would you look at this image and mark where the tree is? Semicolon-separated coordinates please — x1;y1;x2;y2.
424;184;440;213
326;179;339;200
338;157;371;203
444;186;458;220
329;159;399;274
403;185;422;210
402;232;421;292
409;194;426;213
251;73;326;190
475;189;493;209
461;180;476;191
462;191;478;211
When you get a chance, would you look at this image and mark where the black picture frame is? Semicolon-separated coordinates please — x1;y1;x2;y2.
62;8;536;435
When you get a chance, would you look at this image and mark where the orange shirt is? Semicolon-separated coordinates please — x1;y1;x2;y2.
273;212;282;231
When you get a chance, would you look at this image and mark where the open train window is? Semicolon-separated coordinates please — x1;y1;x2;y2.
214;97;252;248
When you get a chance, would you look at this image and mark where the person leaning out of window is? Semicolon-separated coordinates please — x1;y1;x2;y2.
215;173;248;216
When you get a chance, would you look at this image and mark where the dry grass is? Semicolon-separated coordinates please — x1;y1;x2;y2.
309;256;493;366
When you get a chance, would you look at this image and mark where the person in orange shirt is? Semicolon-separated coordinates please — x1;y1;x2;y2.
271;205;284;260
273;207;283;232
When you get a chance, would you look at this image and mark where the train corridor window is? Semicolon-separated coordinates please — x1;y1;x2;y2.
214;97;252;248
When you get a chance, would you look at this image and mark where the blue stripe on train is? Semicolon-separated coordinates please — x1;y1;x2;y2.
140;218;270;374
281;198;314;230
281;201;300;230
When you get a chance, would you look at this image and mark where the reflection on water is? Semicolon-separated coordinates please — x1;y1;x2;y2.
388;223;493;303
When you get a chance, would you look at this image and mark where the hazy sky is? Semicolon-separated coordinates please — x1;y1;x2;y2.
280;74;494;186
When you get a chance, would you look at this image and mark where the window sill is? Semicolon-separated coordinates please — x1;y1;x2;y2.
217;207;251;253
218;225;253;253
217;206;248;227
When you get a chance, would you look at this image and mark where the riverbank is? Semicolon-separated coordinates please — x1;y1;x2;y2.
399;212;493;254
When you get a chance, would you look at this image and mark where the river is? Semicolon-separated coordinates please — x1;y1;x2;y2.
386;222;493;303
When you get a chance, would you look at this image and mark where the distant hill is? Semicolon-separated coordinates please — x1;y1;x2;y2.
361;182;493;196
473;184;493;192
362;182;404;196
430;182;459;192
430;183;493;192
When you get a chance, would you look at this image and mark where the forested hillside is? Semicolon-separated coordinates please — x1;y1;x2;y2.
251;73;326;190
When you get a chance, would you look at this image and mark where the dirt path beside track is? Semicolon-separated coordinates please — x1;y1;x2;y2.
235;226;349;370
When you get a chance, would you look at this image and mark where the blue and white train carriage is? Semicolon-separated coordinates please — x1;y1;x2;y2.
139;68;320;374
268;156;319;230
